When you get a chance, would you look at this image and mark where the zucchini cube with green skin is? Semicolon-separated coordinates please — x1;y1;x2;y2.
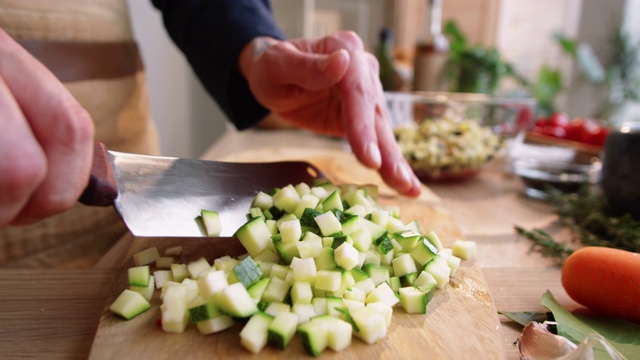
322;190;344;212
298;317;329;356
188;299;221;323
362;263;389;286
351;306;387;344
399;286;428;314
297;233;323;259
291;281;313;304
252;191;273;210
393;231;422;252
197;270;228;299
365;282;399;307
353;278;376;295
314;247;337;271
110;289;151;320
247;277;270;304
267;311;299;349
424;256;451;289
161;285;189;333
261;276;292;303
314;211;342;236
366;301;393;327
235;217;272;257
201;209;222;236
130;275;155;301
314;270;342;292
232;256;262;288
334;242;359;270
290;257;317;283
424;230;445;252
128;265;150;287
195;315;234;334
413;270;438;292
294;194;321;218
410;238;439;266
272;237;299;265
132;246;160;266
240;312;274;354
186;257;211;279
349;227;372;252
370;209;389;228
452;239;477;260
212;282;258;318
278;218;302;243
392;253;417;277
264;302;291;317
386;216;406;234
272;184;301;214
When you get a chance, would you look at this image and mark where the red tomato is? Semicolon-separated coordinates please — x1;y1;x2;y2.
586;126;609;147
548;112;571;129
566;118;597;143
534;117;548;128
542;125;567;138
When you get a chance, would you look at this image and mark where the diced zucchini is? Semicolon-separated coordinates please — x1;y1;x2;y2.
155;257;174;269
452;239;477;260
128;265;150;287
393;231;422;252
350;306;387;344
424;256;451;289
187;257;211;279
235;217;273;257
292;303;316;325
362;263;390;287
365;282;399;307
353;278;376;295
161;285;189;333
132;247;160;266
322;190;344;212
410;238;439;266
239;311;274;354
278;218;302;243
130;275;155;301
334;242;359;270
264;302;291;317
233;256;262;288
314;270;342;292
424;230;445;252
252;191;273;210
188;299;221;323
295;182;311;197
272;184;301;214
370;209;389;228
314;211;342;236
350;268;369;282
392;253;417;277
213;255;238;272
164;245;183;256
197;270;228;299
366;301;393;327
110;289;151;320
326;316;353;352
153;270;173;289
195;315;234;334
388;276;401;292
247;277;270;304
298;317;329;356
261;276;292;303
170;263;189;283
314;247;337;271
294;194;321;219
399;286;428;314
290;281;313;305
213;282;258;318
297;233;323;258
201;209;222;236
267;312;299;349
290;257;317;283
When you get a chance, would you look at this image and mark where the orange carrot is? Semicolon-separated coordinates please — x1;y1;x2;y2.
561;246;640;324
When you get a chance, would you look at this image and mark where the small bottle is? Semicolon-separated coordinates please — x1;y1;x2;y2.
376;29;395;91
412;0;450;92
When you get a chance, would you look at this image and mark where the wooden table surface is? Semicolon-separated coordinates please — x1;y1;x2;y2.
0;129;580;359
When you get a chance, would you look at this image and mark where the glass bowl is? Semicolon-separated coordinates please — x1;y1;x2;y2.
387;91;536;182
512;158;602;200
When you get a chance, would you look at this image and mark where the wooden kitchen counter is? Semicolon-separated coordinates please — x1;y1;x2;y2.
0;128;579;359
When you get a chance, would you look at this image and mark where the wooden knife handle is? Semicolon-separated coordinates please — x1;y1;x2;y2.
79;142;118;206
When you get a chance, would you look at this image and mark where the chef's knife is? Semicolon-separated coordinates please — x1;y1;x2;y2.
80;143;324;237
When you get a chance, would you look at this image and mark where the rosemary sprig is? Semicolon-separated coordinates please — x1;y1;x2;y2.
514;226;573;262
515;187;640;261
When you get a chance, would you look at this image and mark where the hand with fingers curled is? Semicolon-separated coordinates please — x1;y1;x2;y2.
0;29;95;228
239;31;421;197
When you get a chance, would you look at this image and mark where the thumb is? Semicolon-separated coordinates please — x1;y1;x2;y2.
264;46;350;91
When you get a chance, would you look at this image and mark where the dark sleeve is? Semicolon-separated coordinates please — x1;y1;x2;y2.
150;0;286;130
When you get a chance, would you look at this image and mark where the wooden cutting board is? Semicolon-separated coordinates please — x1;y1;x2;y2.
89;147;506;359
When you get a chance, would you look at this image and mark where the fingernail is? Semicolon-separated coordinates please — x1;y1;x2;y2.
396;161;413;189
367;142;382;168
318;49;347;72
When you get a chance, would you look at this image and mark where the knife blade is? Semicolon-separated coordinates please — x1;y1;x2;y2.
80;143;324;237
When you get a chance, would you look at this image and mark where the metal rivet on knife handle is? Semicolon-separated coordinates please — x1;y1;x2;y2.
79;142;118;206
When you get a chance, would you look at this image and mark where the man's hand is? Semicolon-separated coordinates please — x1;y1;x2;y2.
239;31;421;197
0;29;95;228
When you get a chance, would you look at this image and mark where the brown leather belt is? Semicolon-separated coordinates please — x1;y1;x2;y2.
17;39;144;82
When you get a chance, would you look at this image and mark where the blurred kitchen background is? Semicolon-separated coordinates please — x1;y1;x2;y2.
127;0;640;158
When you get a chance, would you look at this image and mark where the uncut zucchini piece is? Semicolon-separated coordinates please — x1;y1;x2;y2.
110;289;151;320
201;209;222;236
267;311;299;349
240;311;274;354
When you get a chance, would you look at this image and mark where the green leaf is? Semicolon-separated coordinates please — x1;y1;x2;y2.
554;33;578;56
443;20;466;54
541;290;640;360
576;43;606;84
533;65;562;114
